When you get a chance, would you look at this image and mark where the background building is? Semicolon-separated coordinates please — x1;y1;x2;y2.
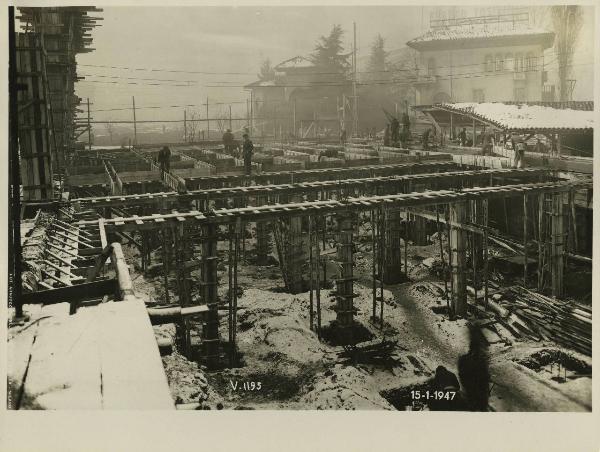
406;10;555;105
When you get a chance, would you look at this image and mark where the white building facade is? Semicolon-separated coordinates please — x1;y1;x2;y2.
407;13;555;105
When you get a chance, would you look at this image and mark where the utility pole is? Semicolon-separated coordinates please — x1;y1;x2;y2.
184;110;187;143
250;91;254;136
293;98;297;139
87;97;92;151
229;104;232;130
132;96;137;146
352;22;359;137
206;97;209;140
246;99;250;129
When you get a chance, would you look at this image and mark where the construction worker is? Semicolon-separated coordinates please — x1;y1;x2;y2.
383;124;391;147
158;146;171;173
511;135;526;168
422;127;432;151
480;132;493;156
340;128;347;145
390;117;400;146
222;128;235;153
242;133;254;176
459;127;467;147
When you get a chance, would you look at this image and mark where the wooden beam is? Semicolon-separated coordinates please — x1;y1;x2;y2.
20;279;117;305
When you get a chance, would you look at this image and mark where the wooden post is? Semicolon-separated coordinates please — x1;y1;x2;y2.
538;194;544;291
483;199;489;310
132;96;137;146
335;211;355;337
309;216;314;331
87;97;92;151
523;194;528;286
315;215;322;338
371;210;377;321
383;210;403;283
201;222;219;368
206;97;209;140
449;201;467;317
472;119;476;148
450;113;454;140
551;193;564;298
184;110;187;143
293;98;297;139
229;104;232;130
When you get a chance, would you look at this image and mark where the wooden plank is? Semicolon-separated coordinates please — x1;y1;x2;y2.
20;279;117;305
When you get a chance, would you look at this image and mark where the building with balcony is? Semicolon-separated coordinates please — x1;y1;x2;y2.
406;11;555;105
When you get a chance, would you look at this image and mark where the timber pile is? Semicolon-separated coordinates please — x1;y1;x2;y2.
497;286;591;355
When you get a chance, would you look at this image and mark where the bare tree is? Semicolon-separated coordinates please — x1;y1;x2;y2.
552;6;583;101
215;107;229;134
186;110;199;143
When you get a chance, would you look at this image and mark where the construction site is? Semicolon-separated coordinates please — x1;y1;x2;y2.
6;6;594;412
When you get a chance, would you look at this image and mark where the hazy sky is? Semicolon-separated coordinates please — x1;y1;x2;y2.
75;6;428;123
74;5;595;126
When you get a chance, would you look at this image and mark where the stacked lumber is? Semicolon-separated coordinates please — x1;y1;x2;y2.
498;286;591;355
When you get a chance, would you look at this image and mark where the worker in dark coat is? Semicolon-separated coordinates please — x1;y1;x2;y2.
340;128;347;145
383;124;391;147
481;133;493;156
422;128;432;151
390;118;400;146
242;133;254;176
458;128;467;146
158;146;171;173
222;128;235;153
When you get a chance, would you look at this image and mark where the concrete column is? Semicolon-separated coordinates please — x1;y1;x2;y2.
201;223;219;368
384;210;404;284
551;193;564;298
449;202;467;317
335;211;355;328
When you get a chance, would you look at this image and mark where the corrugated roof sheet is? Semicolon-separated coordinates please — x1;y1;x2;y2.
407;23;554;46
439;102;594;131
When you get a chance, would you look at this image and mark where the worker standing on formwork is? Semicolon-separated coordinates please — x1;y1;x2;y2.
242;133;254;176
383;124;391;147
158;146;171;174
340;128;347;146
422;127;432;151
511;135;526;168
390;117;400;147
222;128;235;154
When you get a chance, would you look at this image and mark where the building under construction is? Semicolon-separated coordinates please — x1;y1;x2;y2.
7;6;593;412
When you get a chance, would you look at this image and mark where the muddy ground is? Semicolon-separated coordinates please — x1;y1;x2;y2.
126;222;592;412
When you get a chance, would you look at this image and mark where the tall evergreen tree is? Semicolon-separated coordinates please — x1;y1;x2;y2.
310;24;350;76
367;34;388;76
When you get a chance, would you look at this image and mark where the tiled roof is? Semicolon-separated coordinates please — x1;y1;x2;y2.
407;23;554;48
244;79;277;88
438;102;594;131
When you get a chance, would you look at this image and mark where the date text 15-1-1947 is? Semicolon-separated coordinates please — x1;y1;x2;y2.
410;390;457;401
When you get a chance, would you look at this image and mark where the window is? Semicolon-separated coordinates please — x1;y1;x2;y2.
514;53;524;72
427;57;437;76
504;53;513;71
514;87;527;102
473;89;485;102
485;54;494;72
525;52;537;71
495;53;504;71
